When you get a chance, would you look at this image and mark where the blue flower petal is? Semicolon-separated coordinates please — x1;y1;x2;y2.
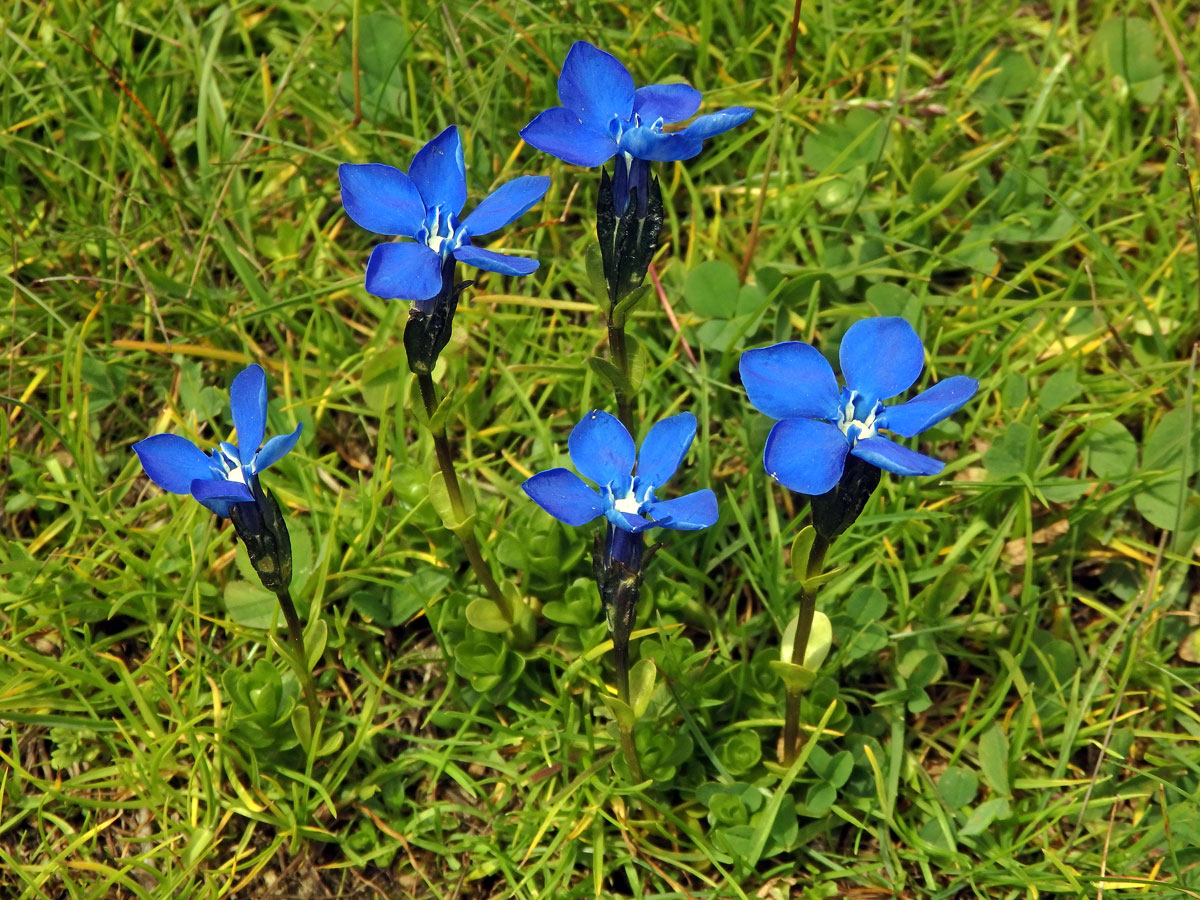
461;175;550;237
520;108;618;166
763;418;849;495
882;376;978;437
839;317;925;403
229;364;267;465
635;411;696;489
337;163;425;237
452;245;539;276
634;84;702;124
739;342;840;420
408;126;467;216
558;41;633;133
605;506;656;533
133;434;216;495
190;477;255;516
851;435;944;477
364;241;444;300
678;106;754;141
568;410;635;486
253;424;303;474
522;468;603;526
645;488;718;530
618;126;702;162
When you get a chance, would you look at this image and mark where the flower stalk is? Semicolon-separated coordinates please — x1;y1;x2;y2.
781;532;829;766
228;479;320;725
414;366;512;622
594;526;651;783
595;166;663;430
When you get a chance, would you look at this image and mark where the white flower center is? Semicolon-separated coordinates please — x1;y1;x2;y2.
613;490;642;515
420;206;464;258
837;391;882;445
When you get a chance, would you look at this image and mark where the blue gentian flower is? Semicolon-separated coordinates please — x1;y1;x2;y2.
523;410;718;534
133;364;303;518
520;41;753;169
739;317;978;495
339;126;549;307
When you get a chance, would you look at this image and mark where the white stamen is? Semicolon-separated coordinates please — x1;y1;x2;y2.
614;491;641;515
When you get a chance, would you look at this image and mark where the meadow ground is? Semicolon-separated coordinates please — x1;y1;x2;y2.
3;0;1200;897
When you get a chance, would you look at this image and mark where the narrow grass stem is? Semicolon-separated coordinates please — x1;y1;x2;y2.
416;371;510;619
276;588;320;725
782;534;831;765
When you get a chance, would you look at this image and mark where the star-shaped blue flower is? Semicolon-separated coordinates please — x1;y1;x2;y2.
519;42;753;168
339;126;549;307
133;364;303;518
739;317;978;495
523;410;718;533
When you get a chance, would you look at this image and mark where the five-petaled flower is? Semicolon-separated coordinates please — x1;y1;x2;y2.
339;126;549;307
520;42;753;170
739;317;978;495
133;364;303;518
523;410;718;534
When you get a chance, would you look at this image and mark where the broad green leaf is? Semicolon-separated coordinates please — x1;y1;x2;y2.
1083;420;1137;480
683;260;739;318
224;581;279;630
937;766;979;809
465;598;511;633
983;421;1034;479
977;725;1010;796
629;658;657;720
1094;17;1164;104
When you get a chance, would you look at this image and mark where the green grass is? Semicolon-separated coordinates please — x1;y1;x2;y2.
3;0;1200;897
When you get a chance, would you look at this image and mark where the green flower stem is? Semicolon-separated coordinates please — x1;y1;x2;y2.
607;317;634;432
276;587;320;726
613;648;644;783
782;534;831;765
416;371;511;620
619;719;644;783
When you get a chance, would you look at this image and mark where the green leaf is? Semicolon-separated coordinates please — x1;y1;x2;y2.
600;694;636;731
779;610;832;673
586;242;607;302
768;659;817;693
628;658;657;720
693;314;754;353
361;346;406;411
800;108;886;174
223;581;279;629
305;618;327;672
1094;17;1164;104
1084;420;1137;480
586;356;633;397
1135;407;1200;530
937;766;979;809
977;725;1010;796
465;598;512;633
611;284;652;327
1037;369;1081;412
802;781;837;817
983;421;1034;479
789;527;816;580
429;471;475;533
683;260;739;318
972;49;1037;104
959;796;1012;837
342;12;408;121
734;281;766;318
717;732;762;776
